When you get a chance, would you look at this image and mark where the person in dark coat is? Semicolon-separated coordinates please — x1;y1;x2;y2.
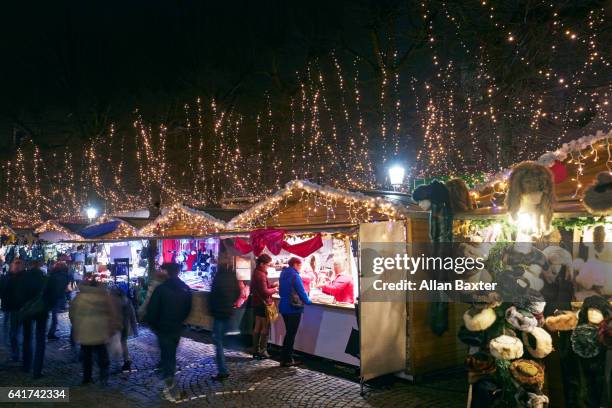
145;263;192;396
19;260;52;378
1;259;27;362
46;262;71;340
209;263;240;381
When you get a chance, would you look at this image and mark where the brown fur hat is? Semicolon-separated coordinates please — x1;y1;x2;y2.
446;178;473;213
583;172;612;216
505;161;555;232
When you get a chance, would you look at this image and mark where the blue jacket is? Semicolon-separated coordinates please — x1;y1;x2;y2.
278;267;311;314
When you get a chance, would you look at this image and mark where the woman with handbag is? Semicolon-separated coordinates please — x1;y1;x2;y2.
250;254;278;359
278;257;312;367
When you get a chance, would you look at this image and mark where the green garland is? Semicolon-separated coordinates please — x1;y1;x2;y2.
552;216;609;231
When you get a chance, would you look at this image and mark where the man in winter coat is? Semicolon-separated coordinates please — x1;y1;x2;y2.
145;263;192;394
70;279;119;385
209;263;240;380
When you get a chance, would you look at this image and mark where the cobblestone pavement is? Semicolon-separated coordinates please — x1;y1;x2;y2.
0;313;466;407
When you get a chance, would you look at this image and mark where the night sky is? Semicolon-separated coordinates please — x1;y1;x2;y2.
0;0;610;208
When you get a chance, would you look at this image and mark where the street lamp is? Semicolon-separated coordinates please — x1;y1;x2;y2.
86;207;98;222
388;165;406;191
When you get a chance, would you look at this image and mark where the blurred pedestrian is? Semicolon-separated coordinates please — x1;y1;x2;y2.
137;268;168;321
110;286;138;372
145;263;192;397
70;279;119;385
250;254;278;359
46;262;71;340
1;259;27;362
209;263;240;381
278;257;311;367
19;260;51;378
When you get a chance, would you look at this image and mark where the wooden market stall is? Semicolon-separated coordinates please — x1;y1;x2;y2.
454;131;612;408
139;204;235;330
226;179;468;381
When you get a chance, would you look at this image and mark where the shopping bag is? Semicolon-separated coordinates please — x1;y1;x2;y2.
107;332;123;361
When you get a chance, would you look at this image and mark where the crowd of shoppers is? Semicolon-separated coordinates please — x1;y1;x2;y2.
0;252;325;401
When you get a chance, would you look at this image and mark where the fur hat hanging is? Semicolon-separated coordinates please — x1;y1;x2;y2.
515;289;546;315
506;306;538;332
578;295;611;325
510;359;545;389
583;171;612;216
490;334;524;360
412;180;452;207
505;161;555;236
464;307;497;332
445;178;473;213
544;311;578;332
522;327;553;359
515;388;550;408
571;324;604;358
464;352;496;384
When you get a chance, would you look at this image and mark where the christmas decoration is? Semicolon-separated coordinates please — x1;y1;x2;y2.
139;204;226;237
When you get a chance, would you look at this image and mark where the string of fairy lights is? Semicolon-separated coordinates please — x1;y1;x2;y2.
0;1;609;225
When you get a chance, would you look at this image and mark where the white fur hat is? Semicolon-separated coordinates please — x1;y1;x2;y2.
522;327;553;359
463;307;497;332
575;259;605;290
490;335;524;360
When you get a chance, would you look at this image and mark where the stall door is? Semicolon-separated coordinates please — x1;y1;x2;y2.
359;221;407;381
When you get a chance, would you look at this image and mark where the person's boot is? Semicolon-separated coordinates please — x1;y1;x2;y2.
252;333;261;359
258;332;270;359
121;360;132;372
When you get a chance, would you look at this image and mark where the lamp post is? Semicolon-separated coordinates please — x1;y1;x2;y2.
388;165;406;191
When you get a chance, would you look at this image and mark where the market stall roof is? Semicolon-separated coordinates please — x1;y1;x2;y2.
227;180;414;230
139;204;227;238
468;129;611;217
77;217;139;241
0;225;16;237
34;220;82;242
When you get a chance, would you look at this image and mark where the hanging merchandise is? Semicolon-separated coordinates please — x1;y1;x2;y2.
582;171;612;216
445;178;473;213
544;311;578;332
522;327;553;359
463;307;497;332
233;230;324;259
505;161;555;238
549;160;568;184
509;359;545;389
489;334;524;360
412;180;453;336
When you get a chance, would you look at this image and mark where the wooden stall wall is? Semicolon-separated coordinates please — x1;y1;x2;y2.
405;216;467;379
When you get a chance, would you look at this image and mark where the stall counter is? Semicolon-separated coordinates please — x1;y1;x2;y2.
269;296;359;366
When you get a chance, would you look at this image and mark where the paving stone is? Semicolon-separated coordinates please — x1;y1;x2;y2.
0;313;465;407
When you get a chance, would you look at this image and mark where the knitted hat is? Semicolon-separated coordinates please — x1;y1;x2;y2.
522;327;553;359
464;307;497;332
510;359;545;389
464;352;496;384
490;335;524;360
506;306;538;332
571;324;603;358
544;311;578;332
